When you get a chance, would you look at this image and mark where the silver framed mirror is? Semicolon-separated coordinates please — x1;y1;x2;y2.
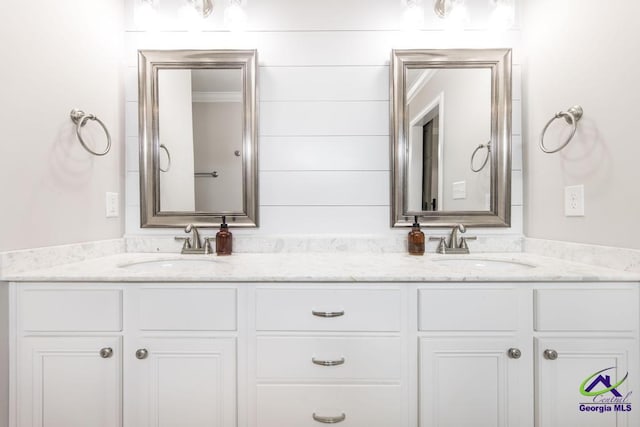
391;48;512;227
138;49;258;228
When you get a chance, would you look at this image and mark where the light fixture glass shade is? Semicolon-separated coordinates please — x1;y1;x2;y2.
488;0;515;31
442;0;469;31
135;0;159;29
225;0;247;32
403;0;425;31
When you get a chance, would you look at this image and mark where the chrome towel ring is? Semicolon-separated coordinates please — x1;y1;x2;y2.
539;105;583;154
70;109;111;156
470;141;491;172
159;144;171;172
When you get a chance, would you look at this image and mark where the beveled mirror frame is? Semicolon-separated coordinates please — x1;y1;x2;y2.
391;48;512;227
139;49;258;228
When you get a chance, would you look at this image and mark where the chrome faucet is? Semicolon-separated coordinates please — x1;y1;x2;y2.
175;224;212;254
429;224;476;254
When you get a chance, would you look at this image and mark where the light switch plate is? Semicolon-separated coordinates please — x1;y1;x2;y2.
106;192;119;218
452;181;466;200
564;185;584;216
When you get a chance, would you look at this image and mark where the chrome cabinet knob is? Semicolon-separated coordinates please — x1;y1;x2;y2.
507;348;522;359
312;412;346;424
99;347;113;359
136;348;149;360
543;349;558;360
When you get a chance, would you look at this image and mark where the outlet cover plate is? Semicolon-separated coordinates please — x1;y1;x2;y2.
564;185;584;216
106;192;119;218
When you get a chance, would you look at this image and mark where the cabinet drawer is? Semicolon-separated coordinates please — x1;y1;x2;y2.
256;385;402;427
20;289;122;332
534;289;637;332
255;289;401;332
138;288;236;331
256;336;401;381
419;289;518;331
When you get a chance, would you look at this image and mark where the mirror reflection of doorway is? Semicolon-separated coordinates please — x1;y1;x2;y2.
422;117;439;211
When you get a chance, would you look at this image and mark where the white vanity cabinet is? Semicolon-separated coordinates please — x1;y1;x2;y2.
417;287;533;427
253;287;405;427
9;280;640;427
533;287;639;427
417;284;640;427
125;286;238;427
14;287;124;427
11;284;239;427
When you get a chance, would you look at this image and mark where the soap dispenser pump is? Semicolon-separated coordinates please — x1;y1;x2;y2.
408;216;425;256
216;216;232;256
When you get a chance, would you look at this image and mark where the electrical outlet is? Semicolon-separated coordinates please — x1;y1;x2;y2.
564;185;584;216
106;192;119;218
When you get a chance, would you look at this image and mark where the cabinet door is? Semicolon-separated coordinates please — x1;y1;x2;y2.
419;337;532;427
127;337;236;427
536;338;638;427
18;336;122;427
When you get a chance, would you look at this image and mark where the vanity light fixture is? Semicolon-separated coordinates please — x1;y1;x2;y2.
488;0;515;31
135;0;159;29
225;0;247;32
433;0;470;30
403;0;425;31
185;0;214;19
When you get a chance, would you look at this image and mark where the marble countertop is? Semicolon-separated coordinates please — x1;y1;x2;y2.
3;252;639;283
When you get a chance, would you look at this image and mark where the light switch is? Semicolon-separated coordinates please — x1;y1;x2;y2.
564;185;584;216
106;192;119;218
452;181;466;200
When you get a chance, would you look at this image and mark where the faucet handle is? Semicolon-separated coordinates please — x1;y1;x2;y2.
460;236;477;250
203;237;214;255
175;236;191;250
429;236;446;253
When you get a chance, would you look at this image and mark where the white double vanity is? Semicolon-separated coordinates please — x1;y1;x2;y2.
4;252;639;427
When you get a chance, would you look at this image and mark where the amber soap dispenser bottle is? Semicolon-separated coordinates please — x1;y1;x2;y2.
408;216;425;255
216;216;232;256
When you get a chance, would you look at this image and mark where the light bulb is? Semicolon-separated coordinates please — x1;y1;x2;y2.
443;0;469;32
403;0;425;31
488;0;514;32
135;0;159;30
225;0;247;32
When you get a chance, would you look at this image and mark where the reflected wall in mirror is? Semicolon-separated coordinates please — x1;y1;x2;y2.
139;50;257;228
391;49;512;227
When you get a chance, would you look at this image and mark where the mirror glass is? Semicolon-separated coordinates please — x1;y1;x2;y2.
391;49;512;227
139;50;258;228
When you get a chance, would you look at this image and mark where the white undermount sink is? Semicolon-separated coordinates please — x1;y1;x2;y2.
431;258;536;271
118;257;218;271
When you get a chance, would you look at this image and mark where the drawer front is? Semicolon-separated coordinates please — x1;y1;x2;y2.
534;289;638;332
139;288;236;331
256;336;401;381
255;289;401;332
256;385;402;427
419;289;518;331
20;289;122;332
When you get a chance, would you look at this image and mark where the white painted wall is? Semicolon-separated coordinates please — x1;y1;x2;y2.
124;0;523;237
0;0;124;251
522;0;640;249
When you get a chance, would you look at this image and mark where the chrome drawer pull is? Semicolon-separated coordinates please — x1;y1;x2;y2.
312;413;346;424
543;349;558;360
99;347;113;359
312;357;345;367
312;310;344;318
